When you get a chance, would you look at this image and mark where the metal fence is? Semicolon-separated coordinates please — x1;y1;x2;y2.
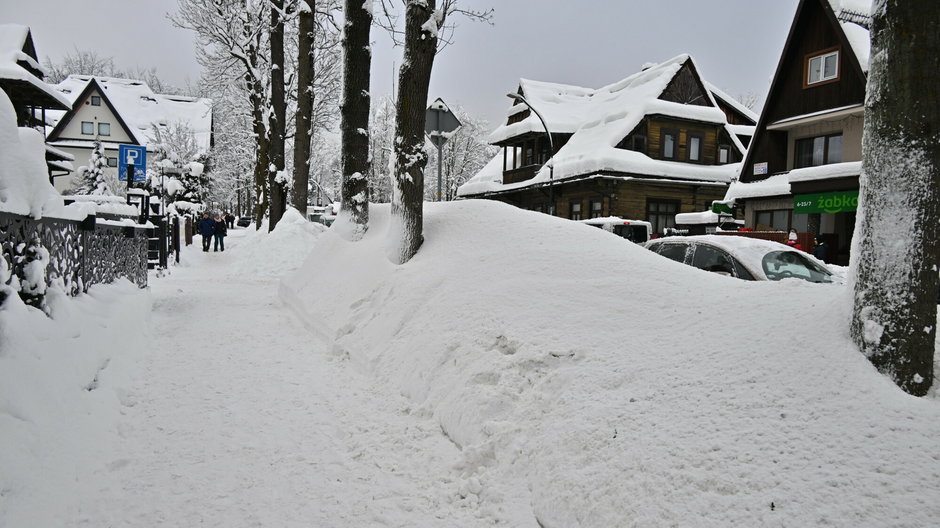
0;210;149;306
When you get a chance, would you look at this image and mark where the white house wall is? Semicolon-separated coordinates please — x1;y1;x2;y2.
52;144;126;193
57;88;134;144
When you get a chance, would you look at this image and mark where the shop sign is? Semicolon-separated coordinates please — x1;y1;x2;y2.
793;190;859;214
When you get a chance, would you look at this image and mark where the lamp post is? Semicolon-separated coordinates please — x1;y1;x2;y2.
506;92;554;215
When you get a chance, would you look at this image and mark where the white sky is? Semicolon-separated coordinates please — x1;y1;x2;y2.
1;0;801;128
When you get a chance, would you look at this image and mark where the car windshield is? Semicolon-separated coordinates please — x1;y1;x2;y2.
613;224;649;243
761;251;832;283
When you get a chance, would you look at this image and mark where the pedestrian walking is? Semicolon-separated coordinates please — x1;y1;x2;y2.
198;212;214;252
225;212;235;229
213;214;227;252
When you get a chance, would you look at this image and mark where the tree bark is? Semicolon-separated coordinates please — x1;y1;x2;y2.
388;0;440;263
291;0;316;214
268;0;288;231
339;0;372;239
851;0;940;396
247;64;269;229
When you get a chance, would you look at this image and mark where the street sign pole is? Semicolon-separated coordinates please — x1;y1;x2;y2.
126;163;134;192
436;110;442;201
425;98;461;203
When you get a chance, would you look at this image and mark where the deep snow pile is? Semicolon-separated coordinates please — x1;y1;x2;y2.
227;208;326;278
0;280;151;526
282;200;940;527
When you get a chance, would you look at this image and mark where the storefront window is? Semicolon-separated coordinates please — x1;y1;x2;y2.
756;210;790;231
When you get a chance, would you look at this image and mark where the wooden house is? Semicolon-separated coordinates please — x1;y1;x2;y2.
0;24;75;181
457;54;756;235
727;0;871;264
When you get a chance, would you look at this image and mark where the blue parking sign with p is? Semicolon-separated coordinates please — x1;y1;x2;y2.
118;144;147;182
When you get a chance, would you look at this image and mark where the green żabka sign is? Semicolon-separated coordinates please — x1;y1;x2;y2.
793;190;859;214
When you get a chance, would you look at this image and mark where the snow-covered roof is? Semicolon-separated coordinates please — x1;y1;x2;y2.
725;161;861;201
0;24;70;110
827;0;871;72
48;75;213;152
460;55;745;197
703;80;759;123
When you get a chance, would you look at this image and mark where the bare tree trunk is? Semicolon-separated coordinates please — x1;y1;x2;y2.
388;0;440;263
248;72;269;230
268;0;288;231
291;0;315;214
339;0;372;239
851;0;940;396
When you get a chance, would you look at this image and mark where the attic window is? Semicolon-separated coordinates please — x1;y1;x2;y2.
90;96;101;106
805;48;840;87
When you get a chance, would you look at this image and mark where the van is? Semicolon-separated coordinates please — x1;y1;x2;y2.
579;217;652;244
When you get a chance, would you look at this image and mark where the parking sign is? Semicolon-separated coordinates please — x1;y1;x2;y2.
118;144;147;182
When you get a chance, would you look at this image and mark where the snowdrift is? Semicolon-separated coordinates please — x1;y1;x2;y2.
227;207;327;278
0;280;151;526
281;200;940;526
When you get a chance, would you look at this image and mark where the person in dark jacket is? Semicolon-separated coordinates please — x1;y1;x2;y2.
213;214;227;252
197;212;215;252
225;212;235;229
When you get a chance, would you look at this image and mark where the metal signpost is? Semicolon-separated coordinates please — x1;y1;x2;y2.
425;98;461;201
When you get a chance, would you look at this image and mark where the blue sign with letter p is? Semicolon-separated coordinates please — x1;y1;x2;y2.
118;144;147;182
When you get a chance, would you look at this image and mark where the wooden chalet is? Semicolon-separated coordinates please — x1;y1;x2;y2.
727;0;871;264
0;24;75;182
457;55;756;235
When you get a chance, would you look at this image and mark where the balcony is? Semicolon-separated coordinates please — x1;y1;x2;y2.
503;164;540;185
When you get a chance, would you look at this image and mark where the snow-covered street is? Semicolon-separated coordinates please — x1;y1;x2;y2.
62;228;498;527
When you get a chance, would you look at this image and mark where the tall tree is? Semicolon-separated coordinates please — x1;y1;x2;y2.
268;0;289;231
338;0;373;239
291;0;316;213
851;0;940;396
386;0;441;263
172;0;272;229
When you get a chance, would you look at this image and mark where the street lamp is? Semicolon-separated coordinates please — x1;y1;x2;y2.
506;92;555;216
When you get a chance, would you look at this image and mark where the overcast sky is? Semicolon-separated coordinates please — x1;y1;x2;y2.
2;0;801;128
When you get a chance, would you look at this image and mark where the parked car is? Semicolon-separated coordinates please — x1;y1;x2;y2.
579;217;652;244
645;235;833;283
236;216;251;227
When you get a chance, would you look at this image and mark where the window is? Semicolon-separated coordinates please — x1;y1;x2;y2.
806;49;839;86
98;122;111;136
569;201;582;221
647;199;679;234
107;157;118;167
719;145;730;164
795;133;842;168
631;135;647;153
90;95;101;106
655;242;690;263
81;121;94;135
687;133;703;162
755;209;790;231
590;199;602;219
662;129;677;159
691;244;736;276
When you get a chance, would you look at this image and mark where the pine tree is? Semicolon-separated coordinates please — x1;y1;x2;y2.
73;138;113;196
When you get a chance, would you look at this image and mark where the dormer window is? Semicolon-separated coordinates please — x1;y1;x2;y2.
805;48;839;87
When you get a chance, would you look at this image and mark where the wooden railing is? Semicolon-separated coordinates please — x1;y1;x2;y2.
502;165;540;185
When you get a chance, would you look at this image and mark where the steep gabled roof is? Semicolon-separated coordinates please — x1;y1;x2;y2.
737;0;870;184
46;77;141;145
46;75;213;152
459;55;746;198
0;24;70;111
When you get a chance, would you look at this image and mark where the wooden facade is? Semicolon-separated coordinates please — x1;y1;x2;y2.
740;0;867;182
487;177;728;233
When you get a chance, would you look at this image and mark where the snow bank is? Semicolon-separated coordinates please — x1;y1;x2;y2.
228;207;326;278
0;280;151;527
281;200;940;526
0;90;62;217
